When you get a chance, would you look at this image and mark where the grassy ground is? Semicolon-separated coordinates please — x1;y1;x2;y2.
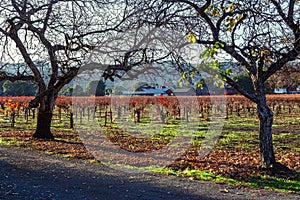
0;107;299;194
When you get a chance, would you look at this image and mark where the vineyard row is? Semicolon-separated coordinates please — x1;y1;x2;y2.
0;95;299;128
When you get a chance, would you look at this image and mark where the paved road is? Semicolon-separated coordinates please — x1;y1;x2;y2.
0;145;299;200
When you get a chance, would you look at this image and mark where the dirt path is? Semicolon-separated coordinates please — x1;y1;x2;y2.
0;145;299;200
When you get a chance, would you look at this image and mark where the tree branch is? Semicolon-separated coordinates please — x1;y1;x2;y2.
0;71;35;82
223;44;257;76
8;32;46;90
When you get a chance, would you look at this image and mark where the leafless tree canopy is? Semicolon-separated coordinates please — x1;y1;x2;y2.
0;0;195;89
0;0;158;138
0;0;200;139
0;1;152;107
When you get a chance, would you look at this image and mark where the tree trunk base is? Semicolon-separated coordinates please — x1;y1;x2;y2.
32;112;54;140
264;162;295;179
32;132;54;140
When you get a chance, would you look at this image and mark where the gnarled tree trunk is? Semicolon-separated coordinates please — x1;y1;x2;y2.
257;96;276;168
32;92;57;140
33;111;54;139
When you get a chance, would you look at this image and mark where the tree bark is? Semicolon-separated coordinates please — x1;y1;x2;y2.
257;98;276;168
32;93;57;140
33;111;54;140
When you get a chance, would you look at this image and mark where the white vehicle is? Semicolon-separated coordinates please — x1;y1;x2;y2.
274;88;288;94
296;85;300;92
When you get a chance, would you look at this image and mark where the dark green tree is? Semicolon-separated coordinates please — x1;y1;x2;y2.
0;80;4;95
236;75;255;94
86;80;106;96
59;85;74;96
73;85;85;96
2;80;37;96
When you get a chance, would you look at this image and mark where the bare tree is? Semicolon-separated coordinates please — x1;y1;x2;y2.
0;0;138;139
156;0;300;168
0;0;191;139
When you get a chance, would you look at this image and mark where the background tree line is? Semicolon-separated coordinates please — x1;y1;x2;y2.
0;80;106;97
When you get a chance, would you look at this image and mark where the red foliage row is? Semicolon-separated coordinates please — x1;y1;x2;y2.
0;94;299;111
